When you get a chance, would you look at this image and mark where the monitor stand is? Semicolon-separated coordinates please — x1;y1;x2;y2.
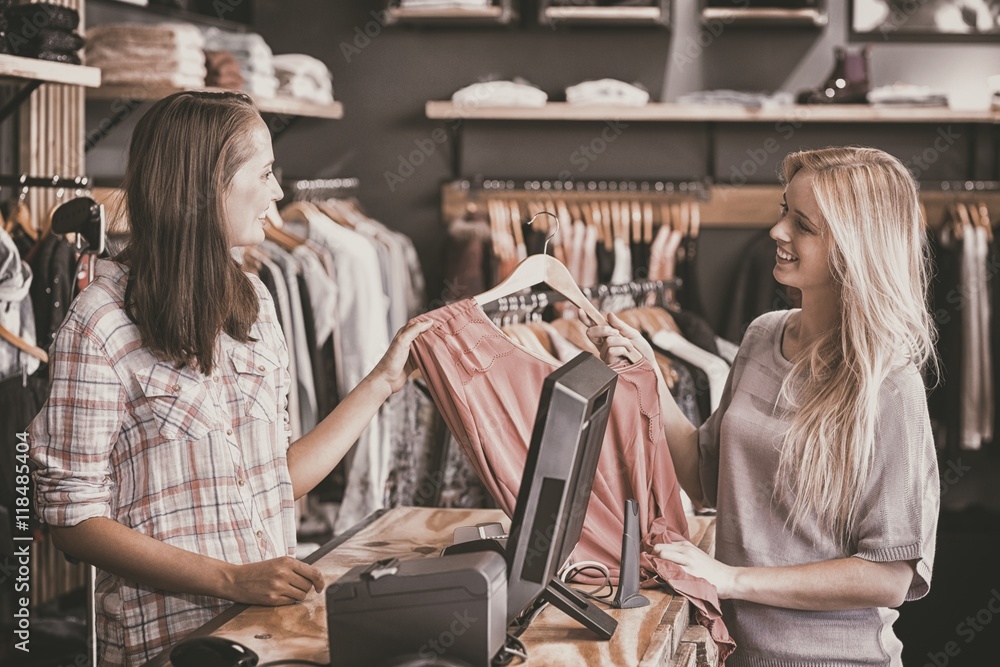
442;538;618;640
541;578;617;640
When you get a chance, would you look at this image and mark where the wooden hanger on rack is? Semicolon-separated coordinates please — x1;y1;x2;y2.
0;323;48;364
6;185;37;241
264;202;305;250
473;211;643;364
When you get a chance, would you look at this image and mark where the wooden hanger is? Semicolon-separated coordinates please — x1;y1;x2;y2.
977;201;992;242
473;249;643;364
0;323;48;364
689;201;701;239
641;201;653;244
264;202;304;250
7;191;37;241
629;199;641;244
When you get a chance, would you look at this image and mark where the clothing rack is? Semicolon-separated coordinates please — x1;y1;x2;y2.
0;174;91;189
479;278;682;315
286;177;360;201
473;178;707;196
443;178;708;225
922;180;1000;193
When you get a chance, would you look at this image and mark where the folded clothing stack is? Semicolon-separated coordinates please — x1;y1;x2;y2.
452;79;547;108
0;0;9;55
2;3;84;65
86;23;206;88
205;50;243;90
272;54;333;104
868;84;948;107
676;89;795;109
566;79;649;107
398;0;493;9
203;28;278;98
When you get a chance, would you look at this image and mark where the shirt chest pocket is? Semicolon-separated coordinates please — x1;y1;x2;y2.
228;344;280;424
134;362;215;441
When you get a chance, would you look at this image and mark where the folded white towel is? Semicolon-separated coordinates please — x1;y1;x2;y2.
566;79;649;107
452;80;547;108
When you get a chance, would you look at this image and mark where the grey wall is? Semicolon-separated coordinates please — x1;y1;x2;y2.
85;0;1000;331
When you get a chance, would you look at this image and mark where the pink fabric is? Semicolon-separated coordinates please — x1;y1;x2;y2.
411;299;735;663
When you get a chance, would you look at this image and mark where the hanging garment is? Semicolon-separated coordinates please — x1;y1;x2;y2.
410;299;735;661
0;227;41;380
21;233;76;352
652;330;730;413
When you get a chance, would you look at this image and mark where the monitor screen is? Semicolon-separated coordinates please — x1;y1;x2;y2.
504;352;618;623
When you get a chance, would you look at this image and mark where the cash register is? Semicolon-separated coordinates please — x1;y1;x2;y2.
326;352;620;666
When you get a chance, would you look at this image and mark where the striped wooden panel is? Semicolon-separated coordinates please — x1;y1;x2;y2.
17;0;87;606
153;507;717;667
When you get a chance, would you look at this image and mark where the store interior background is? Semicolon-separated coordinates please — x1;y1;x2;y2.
81;0;1000;663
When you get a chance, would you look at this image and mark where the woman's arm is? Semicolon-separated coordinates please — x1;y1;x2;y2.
655;540;915;610
49;517;325;606
285;318;433;499
588;312;704;504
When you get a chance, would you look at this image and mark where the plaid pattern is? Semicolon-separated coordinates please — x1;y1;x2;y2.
29;260;295;666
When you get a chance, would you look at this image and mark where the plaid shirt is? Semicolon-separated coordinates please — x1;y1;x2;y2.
29;260;296;666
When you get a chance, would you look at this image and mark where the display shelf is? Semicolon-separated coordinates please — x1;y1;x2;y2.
425;100;1000;123
541;3;668;27
89;0;252;31
384;2;515;25
0;54;101;88
701;7;827;27
88;86;343;119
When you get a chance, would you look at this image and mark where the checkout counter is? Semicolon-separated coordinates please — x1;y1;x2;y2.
143;507;720;667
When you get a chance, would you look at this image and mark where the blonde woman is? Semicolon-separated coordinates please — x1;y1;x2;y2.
590;146;939;666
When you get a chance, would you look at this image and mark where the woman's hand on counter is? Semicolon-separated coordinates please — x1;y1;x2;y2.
221;556;326;606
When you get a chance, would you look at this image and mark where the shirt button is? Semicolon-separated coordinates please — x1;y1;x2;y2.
214;375;220;383
172;384;180;392
257;365;266;372
237;478;245;487
226;428;233;436
256;530;263;539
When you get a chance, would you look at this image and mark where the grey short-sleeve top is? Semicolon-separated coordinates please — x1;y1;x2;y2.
697;309;939;667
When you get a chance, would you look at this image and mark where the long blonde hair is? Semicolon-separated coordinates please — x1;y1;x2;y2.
776;146;936;547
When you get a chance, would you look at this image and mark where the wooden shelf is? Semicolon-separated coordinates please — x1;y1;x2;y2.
0;54;101;88
89;0;252;32
385;5;514;25
426;100;1000;123
88;86;343;119
701;8;827;27
543;5;666;26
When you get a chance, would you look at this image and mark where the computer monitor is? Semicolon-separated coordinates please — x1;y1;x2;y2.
504;352;619;638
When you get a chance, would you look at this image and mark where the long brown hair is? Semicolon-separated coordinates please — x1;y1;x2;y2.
117;91;263;374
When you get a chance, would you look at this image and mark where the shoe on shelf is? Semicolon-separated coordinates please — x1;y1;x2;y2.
796;46;871;105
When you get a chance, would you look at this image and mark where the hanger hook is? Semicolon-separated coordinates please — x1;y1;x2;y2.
526;210;560;256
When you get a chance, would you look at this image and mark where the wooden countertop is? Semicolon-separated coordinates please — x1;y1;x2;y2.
145;507;718;666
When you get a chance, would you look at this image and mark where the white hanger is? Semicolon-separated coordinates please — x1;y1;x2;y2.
473;211;643;364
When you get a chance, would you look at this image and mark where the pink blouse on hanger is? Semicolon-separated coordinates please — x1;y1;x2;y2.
410;299;735;663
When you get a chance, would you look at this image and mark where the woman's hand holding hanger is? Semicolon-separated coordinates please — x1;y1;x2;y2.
587;312;656;368
368;318;435;396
